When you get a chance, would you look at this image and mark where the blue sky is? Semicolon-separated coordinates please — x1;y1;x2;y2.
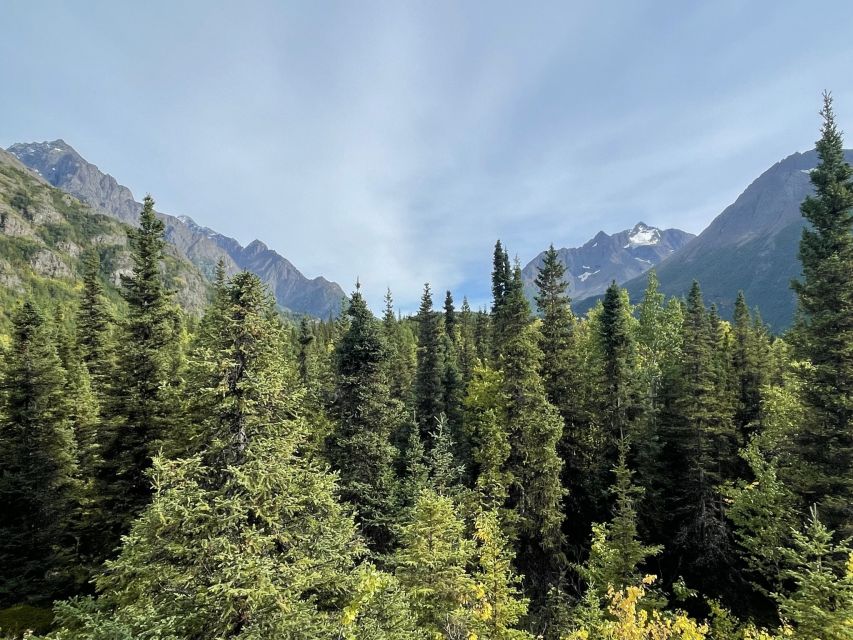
4;2;853;312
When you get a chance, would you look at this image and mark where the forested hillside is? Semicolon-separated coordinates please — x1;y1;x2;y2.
0;98;850;639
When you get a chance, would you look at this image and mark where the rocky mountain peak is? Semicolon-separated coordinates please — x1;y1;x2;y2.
7;139;346;317
522;222;694;302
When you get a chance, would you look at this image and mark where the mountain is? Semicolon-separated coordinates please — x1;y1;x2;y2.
7;140;345;318
0;147;210;328
589;149;853;331
522;222;694;302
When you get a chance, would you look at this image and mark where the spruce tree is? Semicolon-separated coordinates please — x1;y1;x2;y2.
414;283;444;440
491;241;513;360
500;267;565;600
75;249;113;401
658;281;738;594
328;283;401;555
97;195;184;546
394;489;477;637
471;509;533;640
0;302;81;605
534;245;576;426
50;272;367;639
790;93;853;531
598;282;638;453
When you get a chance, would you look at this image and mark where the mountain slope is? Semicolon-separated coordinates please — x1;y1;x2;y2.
592;149;853;330
7;140;345;318
0;148;210;330
522;222;694;301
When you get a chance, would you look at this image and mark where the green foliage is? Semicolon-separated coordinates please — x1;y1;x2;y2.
95;196;185;553
790;93;853;534
415;283;445;438
47;272;364;639
773;507;853;639
329;284;401;554
395;489;477;637
471;509;532;640
0;604;53;638
0;302;82;606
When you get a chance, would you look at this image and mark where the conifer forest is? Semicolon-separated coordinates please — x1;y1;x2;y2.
0;99;852;639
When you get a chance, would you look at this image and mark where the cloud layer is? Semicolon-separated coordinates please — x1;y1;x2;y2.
4;1;853;311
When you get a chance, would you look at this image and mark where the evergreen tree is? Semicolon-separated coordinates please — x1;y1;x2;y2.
297;316;315;386
464;364;513;516
658;281;738;594
772;507;853;640
394;489;477;637
49;272;367;639
471;509;533;640
578;439;662;596
75;249;113;401
790;93;853;532
0;302;81;605
731;291;770;439
458;297;478;384
598;282;638;454
444;290;457;342
500;267;565;600
491;241;513;360
415;283;445;440
534;245;576;426
97;195;184;546
329;283;401;555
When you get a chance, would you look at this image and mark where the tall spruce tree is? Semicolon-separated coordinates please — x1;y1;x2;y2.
501;265;565;601
328;284;401;555
97;195;184;548
0;302;81;606
790;93;853;532
598;282;638;453
75;249;114;401
658;281;738;595
491;241;513;360
414;283;444;440
534;245;576;425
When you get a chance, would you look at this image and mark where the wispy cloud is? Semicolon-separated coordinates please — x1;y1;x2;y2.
4;1;853;311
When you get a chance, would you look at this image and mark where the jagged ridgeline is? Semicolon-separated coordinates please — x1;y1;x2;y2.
7;141;346;318
0;149;209;331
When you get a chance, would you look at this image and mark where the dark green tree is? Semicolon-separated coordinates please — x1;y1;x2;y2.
96;195;184;550
657;281;738;595
75;250;114;401
328;283;401;555
534;245;576;424
789;93;853;532
0;302;81;606
414;283;445;440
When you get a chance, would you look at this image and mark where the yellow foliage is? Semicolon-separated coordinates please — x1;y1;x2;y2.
565;576;708;640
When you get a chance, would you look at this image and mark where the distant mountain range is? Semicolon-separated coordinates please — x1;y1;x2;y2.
522;222;694;302
7;140;345;318
586;149;853;330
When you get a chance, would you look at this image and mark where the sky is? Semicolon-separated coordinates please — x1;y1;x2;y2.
4;1;853;312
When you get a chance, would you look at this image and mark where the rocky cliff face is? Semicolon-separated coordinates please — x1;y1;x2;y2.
522;222;694;301
7;140;345;317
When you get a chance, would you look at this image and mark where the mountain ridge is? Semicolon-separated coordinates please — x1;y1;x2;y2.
7;140;345;318
575;148;853;329
522;222;695;302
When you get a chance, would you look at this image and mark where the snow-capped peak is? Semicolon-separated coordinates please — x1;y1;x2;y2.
625;223;661;248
